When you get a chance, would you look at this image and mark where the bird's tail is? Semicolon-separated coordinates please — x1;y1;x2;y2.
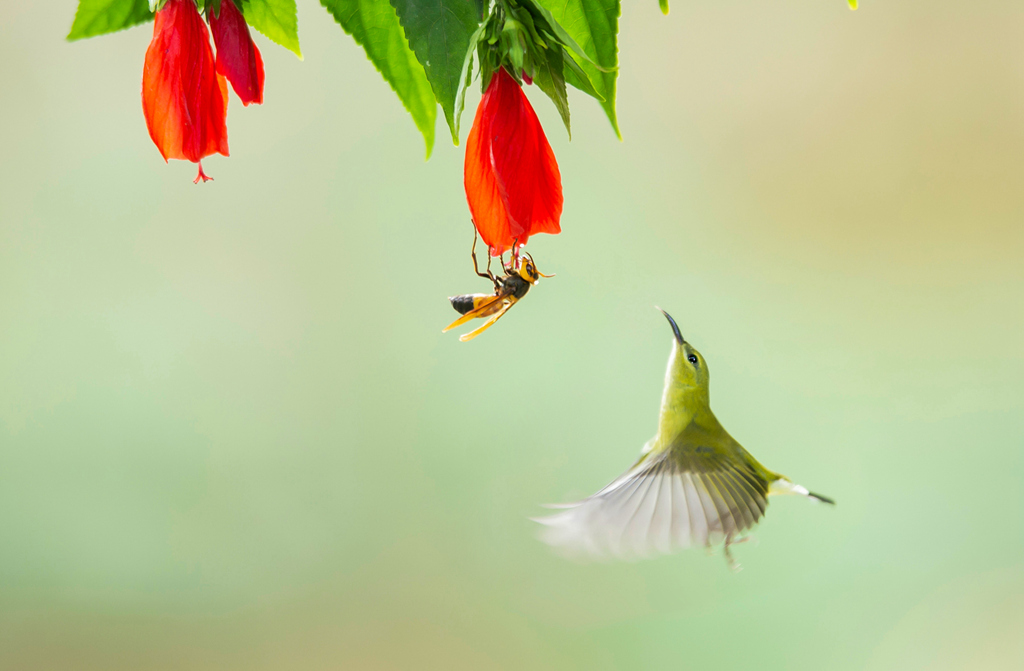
807;490;835;505
768;478;835;505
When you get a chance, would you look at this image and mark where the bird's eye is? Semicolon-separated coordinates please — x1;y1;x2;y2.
687;354;698;366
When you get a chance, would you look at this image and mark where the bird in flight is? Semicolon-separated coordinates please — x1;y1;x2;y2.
534;309;834;568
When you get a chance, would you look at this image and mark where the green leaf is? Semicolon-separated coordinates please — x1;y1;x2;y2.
659;0;669;15
67;0;152;40
454;24;486;147
239;0;301;58
562;46;602;102
536;0;621;138
533;46;570;139
321;0;437;157
522;0;607;73
391;0;484;145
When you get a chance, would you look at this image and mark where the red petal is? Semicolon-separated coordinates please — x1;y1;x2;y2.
142;0;229;164
488;69;562;240
465;80;515;256
463;68;562;256
209;0;265;106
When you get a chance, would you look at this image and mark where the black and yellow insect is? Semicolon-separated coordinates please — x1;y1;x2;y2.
443;234;551;342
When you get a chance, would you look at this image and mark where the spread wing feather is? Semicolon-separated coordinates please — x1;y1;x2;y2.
534;450;769;561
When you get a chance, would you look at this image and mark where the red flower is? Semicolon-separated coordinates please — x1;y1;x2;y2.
142;0;228;183
464;67;563;256
209;0;265;106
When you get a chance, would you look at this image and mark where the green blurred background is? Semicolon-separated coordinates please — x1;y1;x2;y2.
2;1;1023;668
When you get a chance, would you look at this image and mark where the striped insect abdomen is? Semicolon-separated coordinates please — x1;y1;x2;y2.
450;294;484;315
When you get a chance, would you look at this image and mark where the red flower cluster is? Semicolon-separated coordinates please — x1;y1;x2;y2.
464;67;563;256
142;0;264;183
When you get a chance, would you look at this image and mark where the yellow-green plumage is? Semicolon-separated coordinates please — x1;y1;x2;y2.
534;309;833;563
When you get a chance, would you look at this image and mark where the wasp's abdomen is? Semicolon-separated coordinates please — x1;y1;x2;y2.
450;294;479;315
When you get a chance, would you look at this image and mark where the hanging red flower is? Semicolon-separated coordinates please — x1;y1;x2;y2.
142;0;228;183
208;0;265;106
464;67;563;257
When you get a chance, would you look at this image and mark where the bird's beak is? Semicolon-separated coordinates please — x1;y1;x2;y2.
656;307;686;344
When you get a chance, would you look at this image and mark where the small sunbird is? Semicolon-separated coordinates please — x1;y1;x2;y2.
534;309;833;567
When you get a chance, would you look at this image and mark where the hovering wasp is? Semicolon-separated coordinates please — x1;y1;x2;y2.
443;230;552;342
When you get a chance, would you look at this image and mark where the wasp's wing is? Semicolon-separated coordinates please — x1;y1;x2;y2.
458;301;515;342
442;294;508;333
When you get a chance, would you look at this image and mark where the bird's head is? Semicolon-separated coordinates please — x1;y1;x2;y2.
657;308;709;392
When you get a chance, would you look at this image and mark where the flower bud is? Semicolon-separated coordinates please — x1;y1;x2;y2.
209;0;265;106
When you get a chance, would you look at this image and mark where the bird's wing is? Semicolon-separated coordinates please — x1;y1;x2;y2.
533;447;769;561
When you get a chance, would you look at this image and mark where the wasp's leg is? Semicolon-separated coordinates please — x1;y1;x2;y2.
486;251;498;289
501;246;518;276
470;224;499;289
